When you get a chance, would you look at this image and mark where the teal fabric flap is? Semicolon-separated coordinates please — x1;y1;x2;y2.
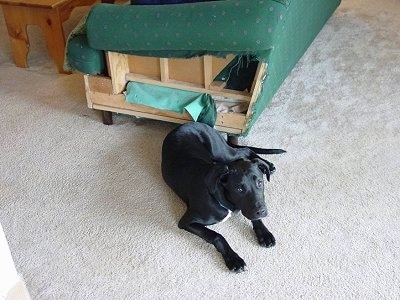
125;82;216;126
86;0;288;58
184;96;205;121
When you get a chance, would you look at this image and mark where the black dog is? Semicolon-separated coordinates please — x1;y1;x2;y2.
161;122;285;272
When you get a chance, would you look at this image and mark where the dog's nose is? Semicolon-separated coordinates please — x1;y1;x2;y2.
255;208;267;218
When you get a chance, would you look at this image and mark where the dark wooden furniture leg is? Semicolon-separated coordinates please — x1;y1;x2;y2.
102;111;113;125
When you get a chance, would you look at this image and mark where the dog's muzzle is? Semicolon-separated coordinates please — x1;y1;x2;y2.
243;206;268;220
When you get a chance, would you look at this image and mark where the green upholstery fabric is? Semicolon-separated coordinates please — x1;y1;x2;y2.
64;16;106;75
65;35;106;75
125;82;217;126
85;0;289;60
246;0;341;133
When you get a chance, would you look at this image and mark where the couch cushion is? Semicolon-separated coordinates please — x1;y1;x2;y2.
85;0;290;59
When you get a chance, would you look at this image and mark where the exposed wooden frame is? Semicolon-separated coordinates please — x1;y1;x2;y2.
84;52;267;135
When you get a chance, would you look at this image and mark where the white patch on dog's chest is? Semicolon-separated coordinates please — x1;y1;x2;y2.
220;210;232;223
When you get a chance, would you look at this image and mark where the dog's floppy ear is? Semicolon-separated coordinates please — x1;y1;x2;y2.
205;164;229;194
251;158;272;182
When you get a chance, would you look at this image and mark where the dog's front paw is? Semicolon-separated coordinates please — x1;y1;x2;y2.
269;163;276;174
223;253;247;273
254;227;276;248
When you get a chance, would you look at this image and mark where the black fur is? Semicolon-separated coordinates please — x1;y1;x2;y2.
162;122;285;272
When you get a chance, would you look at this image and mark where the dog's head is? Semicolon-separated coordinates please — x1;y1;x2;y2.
206;158;273;220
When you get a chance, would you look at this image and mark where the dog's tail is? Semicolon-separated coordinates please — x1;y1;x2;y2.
228;143;286;155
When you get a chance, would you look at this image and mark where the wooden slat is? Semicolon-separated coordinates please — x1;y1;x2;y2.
84;74;114;109
209;81;227;91
211;54;235;78
160;58;169;82
125;72;251;102
127;55;161;78
215;112;246;132
107;51;129;94
245;62;267;120
84;74;112;94
168;57;204;85
203;55;213;89
0;0;69;8
84;75;93;108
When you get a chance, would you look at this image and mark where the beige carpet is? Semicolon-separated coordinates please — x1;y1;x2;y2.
1;0;399;299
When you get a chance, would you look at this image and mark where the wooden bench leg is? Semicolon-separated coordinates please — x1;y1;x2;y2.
1;5;69;73
40;9;69;73
2;5;30;68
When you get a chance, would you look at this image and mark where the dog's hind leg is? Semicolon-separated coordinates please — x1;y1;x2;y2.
178;213;247;272
251;219;276;248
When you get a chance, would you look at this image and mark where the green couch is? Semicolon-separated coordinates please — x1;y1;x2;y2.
65;0;341;135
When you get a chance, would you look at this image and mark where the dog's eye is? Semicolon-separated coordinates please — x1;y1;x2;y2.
237;186;245;193
256;179;263;189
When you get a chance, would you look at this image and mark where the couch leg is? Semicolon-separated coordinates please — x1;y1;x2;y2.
227;135;238;145
102;111;113;125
